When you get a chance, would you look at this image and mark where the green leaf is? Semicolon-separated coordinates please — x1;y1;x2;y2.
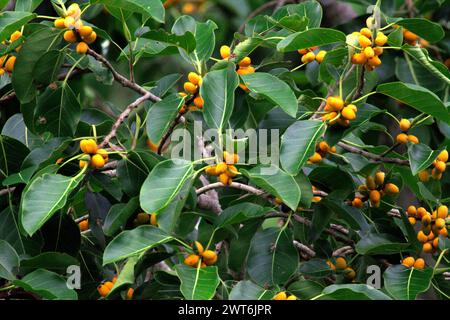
139;159;194;213
402;46;450;86
33;50;64;86
12;27;62;103
157;179;193;234
0;240;19;280
393;18;444;43
0;11;36;42
92;0;165;23
0;135;29;177
20;252;78;271
175;264;220;300
241;72;298;118
320;284;392;300
408;143;441;176
200;64;239;130
142;29;196;54
20;172;85;236
287;279;324;300
103;225;173;265
247;227;298;286
232;37;264;63
299;258;332;278
33;85;81;137
193;20;218;62
320;198;370;232
377;82;450;124
214;203;270;229
240;165;300;210
13;268;77;300
273;1;322;28
355;233;409;255
2;113;42;148
15;0;44;12
146;94;184;143
0;207;41;256
172;16;218;64
229;280;275;300
106;256;138;298
280;120;326;175
387;27;403;47
384;265;433;300
103;197;140;237
277;28;346;52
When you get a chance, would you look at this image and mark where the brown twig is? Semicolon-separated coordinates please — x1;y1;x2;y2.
157;112;184;154
293;240;316;259
237;0;295;34
266;212;353;245
351;66;365;101
87;49;156;99
338;142;410;166
332;245;354;257
0;187;15;196
196;181;265;196
99;92;153;148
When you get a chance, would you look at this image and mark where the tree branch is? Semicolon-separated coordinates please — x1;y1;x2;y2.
87;49;158;101
99;92;153;148
293;240;316;259
338;142;410;166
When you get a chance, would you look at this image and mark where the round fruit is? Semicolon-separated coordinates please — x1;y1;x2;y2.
437;150;448;162
358;35;372;47
413;258;425;269
184;254;200;267
301;51;316;63
183;81;198;94
396;133;408;144
273;292;287;300
326;96;344;111
220;45;230;59
422;242;433;253
341;106;356;120
369;190;381;203
136;212;149;224
401;256;415;268
384;183;399;195
150;213;157;226
309;152;322;163
76;42;89;54
219;173;231;185
97;284;110;297
79;219;89;231
344;267;356;280
315;50;327;63
407;135;419;144
54;18;66;28
78;26;93;38
238;57;251;67
375;171;385;186
188;72;201;85
418;170;429;182
83;31;97;44
91;154;105;169
437;205;448;219
399;119;411;132
335;257;347;269
4;56;16;72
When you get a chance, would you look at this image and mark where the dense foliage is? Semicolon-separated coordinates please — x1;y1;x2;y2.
0;0;449;300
